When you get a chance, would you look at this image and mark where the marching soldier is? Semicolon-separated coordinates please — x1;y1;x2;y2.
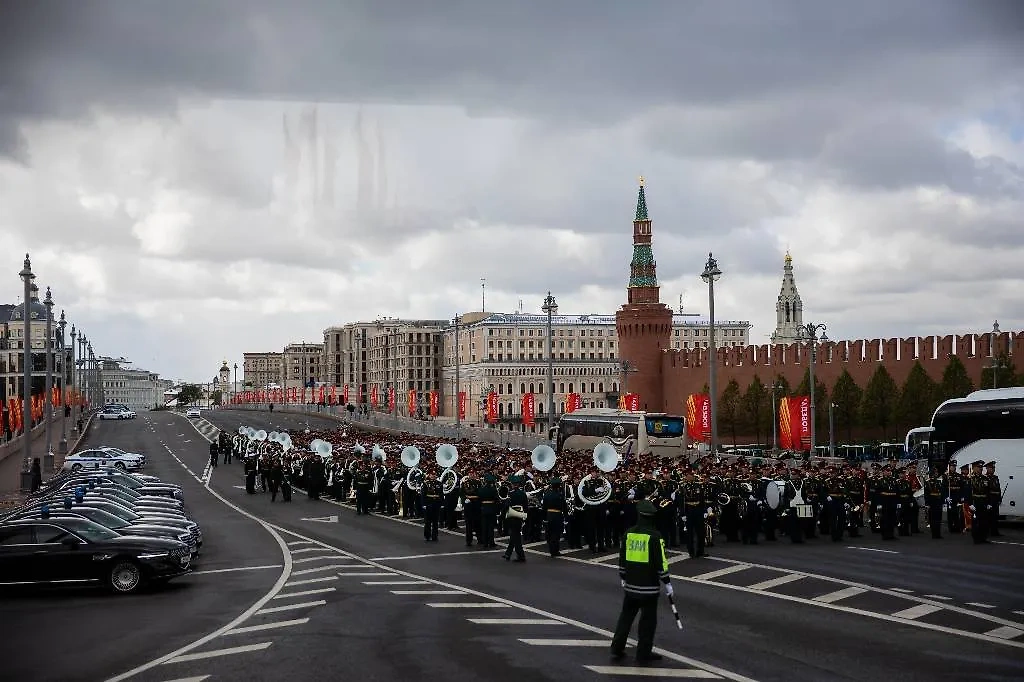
945;460;964;534
478;473;499;548
968;460;989;544
610;500;671;663
896;469;914;537
502;474;528;562
421;471;442;541
354;462;373;515
985;462;1002;537
461;470;482;546
844;469;864;538
542;477;567;557
680;469;706;558
923;469;944;539
208;440;219;469
878;465;898;540
825;468;846;542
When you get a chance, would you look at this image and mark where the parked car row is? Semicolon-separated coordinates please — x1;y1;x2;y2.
0;464;201;594
99;404;137;420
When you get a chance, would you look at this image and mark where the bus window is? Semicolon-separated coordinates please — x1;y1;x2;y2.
645;417;683;437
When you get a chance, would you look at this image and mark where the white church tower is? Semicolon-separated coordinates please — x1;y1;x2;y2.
771;251;803;343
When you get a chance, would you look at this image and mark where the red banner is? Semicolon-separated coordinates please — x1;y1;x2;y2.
486;391;498;424
458;391;466;420
342;384;349;404
330;385;336;404
387;387;396;413
566;393;582;413
620;393;640;411
779;396;811;451
429;391;439;417
357;384;363;404
521;393;535;426
685;393;711;442
407;389;417;415
318;385;324;403
370;385;379;408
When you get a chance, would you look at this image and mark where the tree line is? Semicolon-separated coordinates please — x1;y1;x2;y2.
703;354;1021;446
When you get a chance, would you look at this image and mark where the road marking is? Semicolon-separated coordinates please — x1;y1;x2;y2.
891;604;943;620
390;589;465;594
846;546;900;554
300;515;339;523
667;553;691;564
284;576;337;587
256;600;327;615
814;587;867;603
924;594;953;601
889;588;914;593
370;550;502;560
990;540;1024;546
335;572;397;577
291;555;348;564
985;626;1024;640
291;547;333;554
966;602;997;609
520;638;611;647
469;618;566;625
189;565;282;575
158;677;210;682
1014;611;1024;616
273;588;336;599
691;564;750;581
593;552;619;563
523;541;547;548
225;618;310;635
361;580;429;585
748;574;803;591
163;642;273;664
427;602;512;608
292;564;361;576
287;540;318;547
584;667;719;678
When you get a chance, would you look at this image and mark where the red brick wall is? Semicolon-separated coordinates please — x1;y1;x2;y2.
616;303;673;412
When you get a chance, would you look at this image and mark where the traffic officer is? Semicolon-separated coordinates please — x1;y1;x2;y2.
421;471;442;541
610;500;671;663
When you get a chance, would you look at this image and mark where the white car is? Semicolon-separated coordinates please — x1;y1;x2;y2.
63;448;144;472
97;445;147;468
99;407;130;420
185;408;201;418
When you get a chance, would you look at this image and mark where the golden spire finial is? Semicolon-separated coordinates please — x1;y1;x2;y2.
784;249;792;264
638;175;645;187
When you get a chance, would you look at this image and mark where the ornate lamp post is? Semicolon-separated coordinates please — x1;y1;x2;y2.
69;325;77;435
58;311;68;454
701;253;722;454
542;292;558;435
452;314;461;427
796;322;828;454
988;320;1006;389
19;255;35;492
43;287;54;470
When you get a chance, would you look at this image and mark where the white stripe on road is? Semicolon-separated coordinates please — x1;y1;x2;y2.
189;565;282;575
360;580;428;585
924;594;953;601
164;643;272;664
157;677;210;682
370;550;502;560
691;565;750;581
255;600;327;615
225;618;310;635
667;553;691;564
272;588;336;599
519;638;611;647
287;540;318;547
427;602;511;608
813;587;867;603
846;546;899;554
967;602;997;609
291;564;363;576
283;576;337;587
291;555;351;564
390;590;465;595
985;626;1024;640
748;574;804;591
593;553;619;563
468;618;565;625
291;547;334;554
889;588;914;593
335;572;397;577
891;604;944;620
584;666;719;678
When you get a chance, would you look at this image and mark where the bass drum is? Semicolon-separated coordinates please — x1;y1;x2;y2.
764;480;788;510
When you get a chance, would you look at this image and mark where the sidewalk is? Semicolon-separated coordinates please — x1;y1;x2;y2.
0;411;95;507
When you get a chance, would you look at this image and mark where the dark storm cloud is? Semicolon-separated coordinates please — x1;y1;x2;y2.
2;0;1022;161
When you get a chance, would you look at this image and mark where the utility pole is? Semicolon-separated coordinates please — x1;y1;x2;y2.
453;315;461;427
542;292;558;435
797;322;828;454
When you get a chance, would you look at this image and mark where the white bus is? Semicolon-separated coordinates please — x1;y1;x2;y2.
905;387;1024;519
549;408;686;460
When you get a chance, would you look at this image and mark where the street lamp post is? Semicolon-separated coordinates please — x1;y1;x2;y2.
796;322;828;455
453;315;461;427
770;382;782;451
542;292;558;437
988;320;1006;389
829;402;837;458
58;311;68;454
69;325;77;435
19;254;35;492
701;253;722;454
43;287;54;470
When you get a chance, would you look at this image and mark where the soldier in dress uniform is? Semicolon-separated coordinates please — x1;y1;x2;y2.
985;462;1002;537
610;500;671;663
209;439;219;469
740;476;760;545
968;460;989;544
878;466;898;540
502;474;528;562
844;469;864;538
461;470;482;546
421;471;442;541
945;460;964;534
923;469;944;539
354;461;373;515
478;473;499;548
896;468;914;537
680;469;706;558
825;468;847;542
655;469;679;548
542;477;567;557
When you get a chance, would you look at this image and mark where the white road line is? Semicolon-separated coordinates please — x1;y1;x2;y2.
985;626;1024;640
291;547;333;554
523;541;547;548
157;677;210;682
1014;611;1024;616
255;599;327;615
966;602;997;609
990;540;1024;546
593;552;619;563
469;618;566;625
519;638;611;647
691;564;750;581
427;602;512;609
164;642;273;664
846;546;899;554
889;588;914;593
292;564;363;576
584;667;719;678
287;541;318;547
284;576;338;587
335;572;397;577
667;553;691;564
891;604;944;620
924;594;953;601
371;550;502;560
189;565;283;575
272;588;336;599
814;587;867;604
291;555;350;564
225;618;310;635
748;574;803;591
390;589;465;595
361;580;429;585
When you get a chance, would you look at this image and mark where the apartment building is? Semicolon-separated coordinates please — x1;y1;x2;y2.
242;351;283;390
281;342;324;391
99;358;165;411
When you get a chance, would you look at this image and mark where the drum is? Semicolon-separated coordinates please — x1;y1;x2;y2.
764;480;787;510
793;503;814;518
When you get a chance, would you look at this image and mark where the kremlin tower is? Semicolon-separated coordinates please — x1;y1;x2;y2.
615;178;673;412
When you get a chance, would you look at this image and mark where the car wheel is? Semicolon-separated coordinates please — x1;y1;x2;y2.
71;463;82;472
108;559;143;594
115;462;126;470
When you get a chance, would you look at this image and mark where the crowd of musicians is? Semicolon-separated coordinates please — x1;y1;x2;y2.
213;424;1005;558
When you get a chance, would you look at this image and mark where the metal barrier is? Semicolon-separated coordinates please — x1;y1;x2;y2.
227;404;549;450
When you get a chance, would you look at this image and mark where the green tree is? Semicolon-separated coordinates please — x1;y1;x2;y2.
795;368;830;437
701;382;710;395
177;384;203;406
938;356;974;401
212;390;223;406
719;379;743;447
742;375;768;445
980;353;1018;390
861;366;898;439
895;361;938;431
831;369;863;443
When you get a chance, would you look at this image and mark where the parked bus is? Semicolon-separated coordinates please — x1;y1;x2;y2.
905;387;1024;519
549;408;686;460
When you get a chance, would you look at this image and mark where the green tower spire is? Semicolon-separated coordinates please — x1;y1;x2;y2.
628;176;657;290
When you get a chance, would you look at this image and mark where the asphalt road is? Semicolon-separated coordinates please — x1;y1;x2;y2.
0;413;287;682
79;406;1020;682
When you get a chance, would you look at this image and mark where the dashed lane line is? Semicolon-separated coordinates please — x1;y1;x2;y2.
690;565;750;581
335;571;398;577
814;587;867;603
390;589;466;595
847;546;899;554
891;604;944;620
520;638;611;647
157;677;210;682
748;574;804;591
470;618;566;625
426;602;512;609
967;602;997;609
889;587;914;593
362;580;430;585
924;594;953;601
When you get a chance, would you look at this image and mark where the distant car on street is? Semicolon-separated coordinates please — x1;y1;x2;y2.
99;406;130;420
185;407;201;418
63;448;144;472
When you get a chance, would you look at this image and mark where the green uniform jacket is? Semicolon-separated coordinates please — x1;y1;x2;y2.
618;521;670;596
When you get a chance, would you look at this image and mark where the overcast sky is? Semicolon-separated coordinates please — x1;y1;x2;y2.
1;1;1022;382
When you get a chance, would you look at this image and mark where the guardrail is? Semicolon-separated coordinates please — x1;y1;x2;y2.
226;404;550;450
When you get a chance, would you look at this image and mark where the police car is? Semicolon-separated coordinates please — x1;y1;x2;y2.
63;448;144;472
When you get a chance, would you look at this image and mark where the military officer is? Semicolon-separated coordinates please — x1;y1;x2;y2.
680;469;706;558
923;469;944;539
985;462;1002;537
945;460;964;534
502;474;528;562
542;477;567;557
421;471;443;541
478;473;499;548
968;460;989;544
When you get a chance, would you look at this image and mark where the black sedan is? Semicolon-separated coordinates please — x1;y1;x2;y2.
0;518;192;594
2;508;199;556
